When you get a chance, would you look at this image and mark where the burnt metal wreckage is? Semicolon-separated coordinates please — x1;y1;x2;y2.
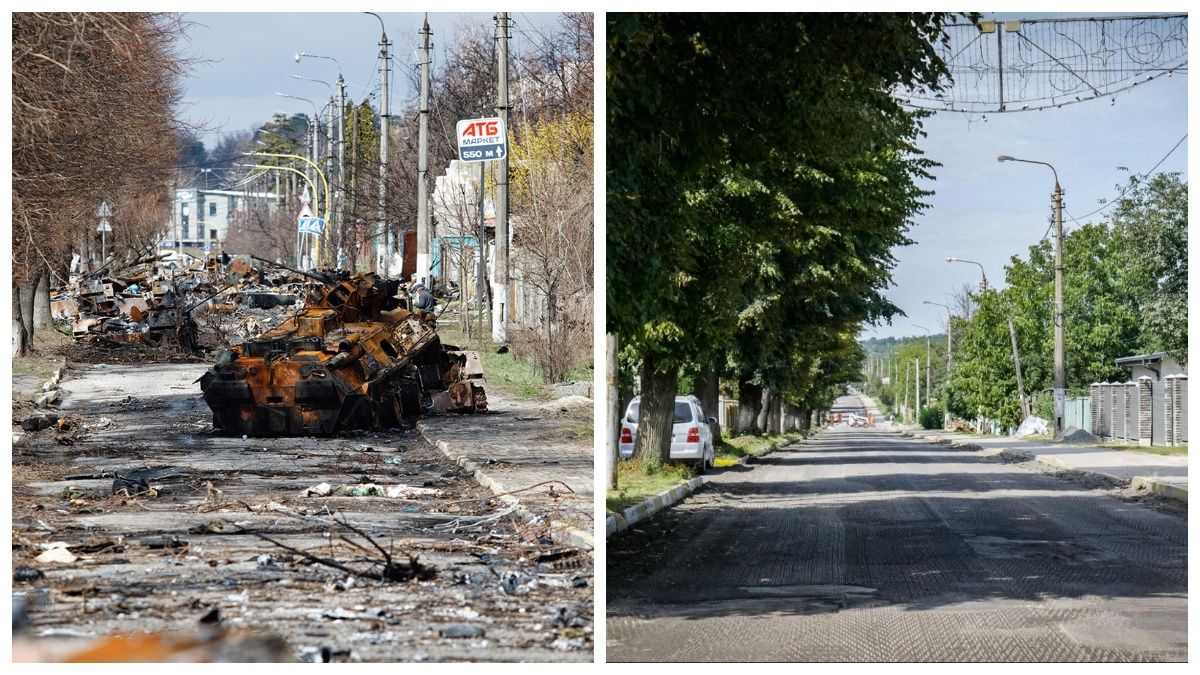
200;257;487;437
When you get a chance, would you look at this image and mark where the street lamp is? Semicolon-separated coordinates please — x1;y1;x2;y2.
275;92;321;213
998;153;1065;438
945;257;989;292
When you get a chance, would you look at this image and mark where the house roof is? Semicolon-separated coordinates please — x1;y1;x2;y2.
1114;352;1172;368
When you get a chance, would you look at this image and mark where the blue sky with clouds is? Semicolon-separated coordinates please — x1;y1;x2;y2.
179;12;564;146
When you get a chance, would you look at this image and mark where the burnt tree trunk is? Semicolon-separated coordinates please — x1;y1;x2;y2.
737;379;762;435
33;268;52;331
633;353;678;466
13;285;28;357
18;282;36;349
692;369;721;440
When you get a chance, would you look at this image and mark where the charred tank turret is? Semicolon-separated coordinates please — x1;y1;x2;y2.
199;269;486;437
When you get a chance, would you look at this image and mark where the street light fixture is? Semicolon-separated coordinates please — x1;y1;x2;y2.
945;256;989;292
998;153;1066;438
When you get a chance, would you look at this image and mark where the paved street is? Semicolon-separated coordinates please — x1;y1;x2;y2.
607;396;1187;662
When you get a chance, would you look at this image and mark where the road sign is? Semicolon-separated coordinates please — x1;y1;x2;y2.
297;217;325;235
456;117;507;163
95;200;112;218
96;218;112;233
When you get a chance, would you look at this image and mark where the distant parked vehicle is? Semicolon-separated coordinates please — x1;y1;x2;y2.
618;395;716;472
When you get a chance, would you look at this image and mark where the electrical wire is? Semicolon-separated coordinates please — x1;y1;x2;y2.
1064;132;1187;224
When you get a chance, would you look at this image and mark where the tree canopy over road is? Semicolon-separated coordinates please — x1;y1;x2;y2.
607;12;956;463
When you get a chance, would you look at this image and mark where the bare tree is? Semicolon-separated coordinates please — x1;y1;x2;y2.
13;12;190;352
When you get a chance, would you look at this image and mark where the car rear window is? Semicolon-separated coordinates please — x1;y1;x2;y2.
627;400;696;423
673;401;694;423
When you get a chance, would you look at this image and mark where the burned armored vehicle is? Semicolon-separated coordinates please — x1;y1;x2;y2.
200;266;486;436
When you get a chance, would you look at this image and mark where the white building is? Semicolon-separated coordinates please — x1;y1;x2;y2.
160;187;278;255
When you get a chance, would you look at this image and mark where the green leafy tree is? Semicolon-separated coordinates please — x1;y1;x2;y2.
608;13;954;463
1110;172;1187;362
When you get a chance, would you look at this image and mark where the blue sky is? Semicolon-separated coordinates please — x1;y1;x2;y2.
178;12;565;146
862;17;1187;340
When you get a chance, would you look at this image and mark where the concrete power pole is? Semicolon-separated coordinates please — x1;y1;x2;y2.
416;16;432;285
1008;316;1032;421
915;357;921;422
378;23;391;277
335;78;345;266
607;333;619;490
492;11;510;343
1052;181;1065;436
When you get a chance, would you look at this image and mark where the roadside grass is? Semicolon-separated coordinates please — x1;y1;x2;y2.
606;459;695;514
12;336;68;406
1101;443;1188;456
437;325;551;401
438;320;592;402
715;431;808;464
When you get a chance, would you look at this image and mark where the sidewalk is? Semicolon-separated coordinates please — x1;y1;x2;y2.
417;388;594;549
904;428;1188;502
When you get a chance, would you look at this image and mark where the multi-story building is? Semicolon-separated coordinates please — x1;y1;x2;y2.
160;187;278;256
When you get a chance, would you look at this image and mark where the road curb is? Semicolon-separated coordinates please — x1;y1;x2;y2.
1130;476;1188;503
605;475;711;538
904;431;1188;505
417;422;595;551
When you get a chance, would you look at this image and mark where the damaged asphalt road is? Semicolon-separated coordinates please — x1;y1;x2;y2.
607;426;1186;662
12;362;592;662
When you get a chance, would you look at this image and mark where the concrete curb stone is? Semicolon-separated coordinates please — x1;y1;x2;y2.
605;475;710;538
901;428;1187;504
417;422;594;551
1130;476;1188;503
606;433;815;538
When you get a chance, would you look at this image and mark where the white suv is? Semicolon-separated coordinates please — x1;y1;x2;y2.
618;394;716;472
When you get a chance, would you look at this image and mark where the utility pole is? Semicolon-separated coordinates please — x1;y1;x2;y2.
492;11;510;343
325;96;335;266
998;154;1065;436
1008;316;1031;421
915;357;921;421
378;21;391;278
608;333;620;490
416;16;432;285
1052;180;1065;436
336;76;346;267
903;360;910;422
477;161;486;340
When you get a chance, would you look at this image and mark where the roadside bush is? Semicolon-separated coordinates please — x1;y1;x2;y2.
919;404;944;430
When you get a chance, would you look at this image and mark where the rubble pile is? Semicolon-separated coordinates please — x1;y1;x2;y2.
51;253;318;353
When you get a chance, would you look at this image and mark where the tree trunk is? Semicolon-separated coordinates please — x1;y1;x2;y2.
692;369;720;440
33;268;52;330
767;394;782;435
19;282;36;348
737;379;762;435
756;388;772;433
799;409;813;431
13;285;28;357
633;352;678;467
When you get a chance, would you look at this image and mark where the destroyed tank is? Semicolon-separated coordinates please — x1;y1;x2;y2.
199;262;486;437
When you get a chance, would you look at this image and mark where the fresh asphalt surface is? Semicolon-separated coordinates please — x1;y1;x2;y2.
607;395;1187;662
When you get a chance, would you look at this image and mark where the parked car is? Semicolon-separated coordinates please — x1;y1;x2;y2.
618;394;716;471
